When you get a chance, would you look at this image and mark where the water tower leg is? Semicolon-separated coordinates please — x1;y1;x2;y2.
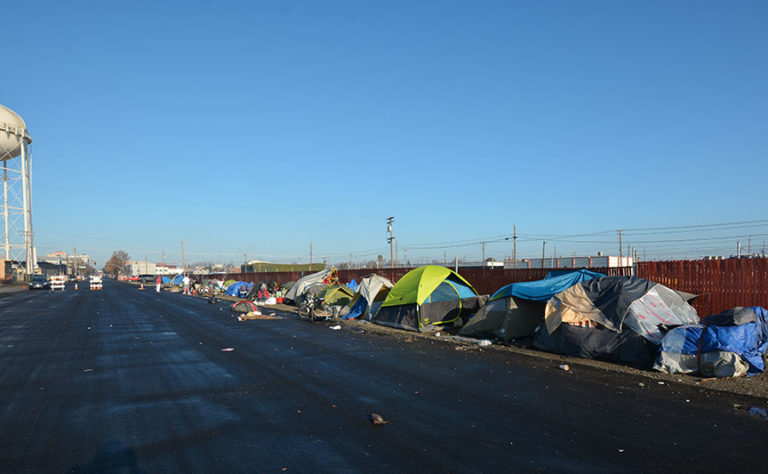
2;161;8;260
20;140;33;275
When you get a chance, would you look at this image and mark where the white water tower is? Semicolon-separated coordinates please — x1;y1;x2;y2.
0;104;34;276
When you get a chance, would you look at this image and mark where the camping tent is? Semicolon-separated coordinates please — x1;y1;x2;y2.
344;274;394;320
459;269;604;342
534;276;699;365
225;281;253;297
231;299;259;313
322;285;355;307
284;269;335;303
372;265;483;332
654;306;768;377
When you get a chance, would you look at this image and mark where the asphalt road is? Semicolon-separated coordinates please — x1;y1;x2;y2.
0;280;766;473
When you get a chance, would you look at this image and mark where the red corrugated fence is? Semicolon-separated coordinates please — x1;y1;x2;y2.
203;258;768;317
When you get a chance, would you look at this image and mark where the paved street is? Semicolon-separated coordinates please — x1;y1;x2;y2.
0;280;766;473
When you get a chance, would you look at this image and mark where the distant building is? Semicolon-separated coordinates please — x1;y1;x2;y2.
37;261;68;278
510;255;634;269
43;251;90;274
127;260;156;276
156;263;179;275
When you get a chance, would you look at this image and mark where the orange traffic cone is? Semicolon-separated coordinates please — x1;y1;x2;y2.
74;282;78;291
139;282;144;290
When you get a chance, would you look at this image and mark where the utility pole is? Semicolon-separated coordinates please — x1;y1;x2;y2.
513;225;517;269
541;241;546;269
482;242;486;265
618;230;623;260
387;217;394;268
310;242;313;268
74;248;78;279
181;240;186;275
748;237;752;256
395;237;399;268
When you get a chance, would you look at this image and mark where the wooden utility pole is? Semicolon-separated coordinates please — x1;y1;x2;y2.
482;242;486;264
541;241;546;268
387;217;394;268
618;230;623;260
181;240;186;275
513;225;517;269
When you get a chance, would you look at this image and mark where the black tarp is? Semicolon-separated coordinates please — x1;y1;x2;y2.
534;323;658;366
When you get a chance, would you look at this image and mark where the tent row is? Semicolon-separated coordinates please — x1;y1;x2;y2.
285;266;768;378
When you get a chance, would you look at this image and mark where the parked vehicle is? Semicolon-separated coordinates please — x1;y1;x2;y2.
28;274;50;290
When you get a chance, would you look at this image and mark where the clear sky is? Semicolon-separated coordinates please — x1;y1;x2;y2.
3;0;767;267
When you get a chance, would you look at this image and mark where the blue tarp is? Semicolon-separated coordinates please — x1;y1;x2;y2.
161;276;172;284
658;306;768;376
344;297;367;320
225;281;253;297
347;279;359;291
489;269;605;302
171;274;184;286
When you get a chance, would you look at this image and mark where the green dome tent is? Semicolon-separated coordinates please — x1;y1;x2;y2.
372;265;484;332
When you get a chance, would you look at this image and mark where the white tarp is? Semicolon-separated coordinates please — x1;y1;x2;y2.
285;269;333;302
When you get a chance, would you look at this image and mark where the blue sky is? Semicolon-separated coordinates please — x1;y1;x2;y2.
3;0;767;267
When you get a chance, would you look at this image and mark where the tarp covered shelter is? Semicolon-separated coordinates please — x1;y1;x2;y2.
373;265;483;332
534;276;699;365
489;269;605;302
459;269;605;342
347;279;358;291
225;281;253;297
284;269;335;303
344;274;394;320
654;306;768;377
322;285;355;307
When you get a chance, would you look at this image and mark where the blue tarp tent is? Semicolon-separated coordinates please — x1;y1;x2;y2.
346;279;358;291
161;276;172;284
489;269;605;302
225;281;253;297
655;306;768;377
171;274;184;286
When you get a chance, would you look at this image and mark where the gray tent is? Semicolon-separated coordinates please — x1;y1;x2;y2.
459;297;545;343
